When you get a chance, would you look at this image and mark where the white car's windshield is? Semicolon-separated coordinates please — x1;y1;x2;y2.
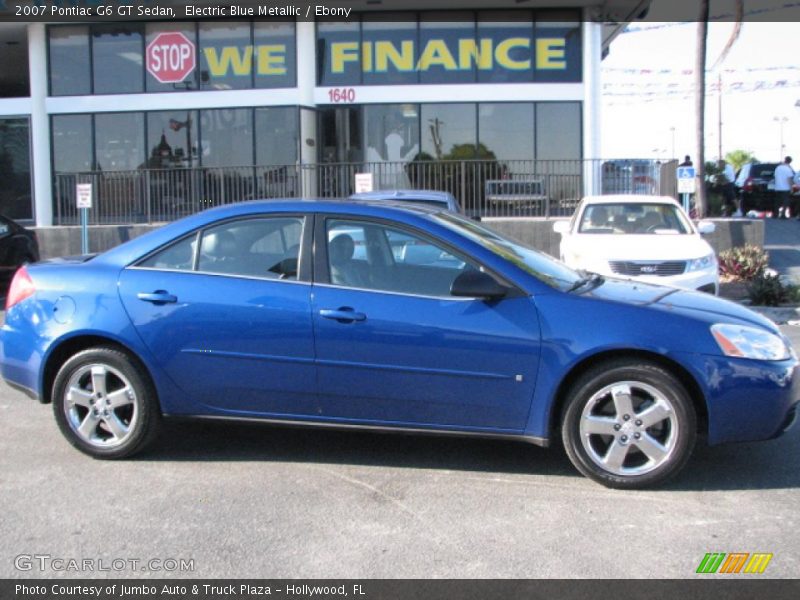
578;203;691;235
433;212;584;292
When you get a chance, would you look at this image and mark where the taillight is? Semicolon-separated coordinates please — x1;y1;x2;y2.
5;266;35;310
744;177;754;192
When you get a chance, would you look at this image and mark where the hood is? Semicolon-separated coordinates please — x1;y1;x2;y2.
583;278;779;333
567;233;712;261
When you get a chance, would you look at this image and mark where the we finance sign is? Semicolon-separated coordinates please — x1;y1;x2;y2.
319;21;582;86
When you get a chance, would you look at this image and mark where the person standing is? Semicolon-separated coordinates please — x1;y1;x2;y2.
679;155;693;167
774;156;795;218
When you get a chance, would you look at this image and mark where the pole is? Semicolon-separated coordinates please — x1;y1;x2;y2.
80;208;89;254
717;73;723;160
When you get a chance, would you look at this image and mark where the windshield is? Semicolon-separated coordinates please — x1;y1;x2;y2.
432;212;583;292
578;203;691;235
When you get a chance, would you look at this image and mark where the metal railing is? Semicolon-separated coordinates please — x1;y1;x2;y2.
53;159;676;225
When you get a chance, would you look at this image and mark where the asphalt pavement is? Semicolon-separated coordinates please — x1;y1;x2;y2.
1;323;799;579
765;218;800;282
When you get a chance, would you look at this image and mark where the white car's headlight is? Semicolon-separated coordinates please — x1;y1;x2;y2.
711;324;793;361
687;253;717;272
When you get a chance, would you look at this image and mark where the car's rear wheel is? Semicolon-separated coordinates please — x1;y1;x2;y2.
561;360;696;489
52;347;161;459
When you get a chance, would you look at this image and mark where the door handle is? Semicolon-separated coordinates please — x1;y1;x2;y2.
319;308;366;323
137;291;177;304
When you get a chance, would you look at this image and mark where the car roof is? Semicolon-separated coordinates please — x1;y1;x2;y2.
203;197;443;216
580;195;681;206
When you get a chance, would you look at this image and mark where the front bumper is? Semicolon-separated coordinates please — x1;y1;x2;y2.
676;351;800;445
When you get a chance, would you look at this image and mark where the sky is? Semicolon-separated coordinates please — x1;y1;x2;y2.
601;5;800;162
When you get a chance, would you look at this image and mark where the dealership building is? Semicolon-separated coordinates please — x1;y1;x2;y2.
0;0;651;227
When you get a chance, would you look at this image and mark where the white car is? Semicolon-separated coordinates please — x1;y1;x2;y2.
553;195;719;294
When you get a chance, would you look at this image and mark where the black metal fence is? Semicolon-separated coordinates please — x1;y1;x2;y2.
53;159;677;225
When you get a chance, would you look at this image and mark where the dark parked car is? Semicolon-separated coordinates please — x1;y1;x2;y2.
0;214;39;292
734;162;784;214
1;200;797;489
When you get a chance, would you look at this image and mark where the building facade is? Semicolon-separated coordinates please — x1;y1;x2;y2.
0;1;648;226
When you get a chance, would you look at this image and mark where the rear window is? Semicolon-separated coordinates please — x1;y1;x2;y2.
752;164;779;178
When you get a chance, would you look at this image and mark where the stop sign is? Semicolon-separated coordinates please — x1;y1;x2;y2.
146;32;196;84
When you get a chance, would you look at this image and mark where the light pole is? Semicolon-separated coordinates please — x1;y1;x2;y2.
774;116;788;158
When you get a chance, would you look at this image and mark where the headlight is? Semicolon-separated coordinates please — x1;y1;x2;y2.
687;253;717;272
711;324;793;361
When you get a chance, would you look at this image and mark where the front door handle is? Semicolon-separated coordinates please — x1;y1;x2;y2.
137;291;177;304
319;307;366;323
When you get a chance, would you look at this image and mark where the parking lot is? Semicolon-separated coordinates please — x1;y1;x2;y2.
1;322;799;579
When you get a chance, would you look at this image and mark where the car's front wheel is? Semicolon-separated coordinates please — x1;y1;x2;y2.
52;346;161;459
561;360;696;489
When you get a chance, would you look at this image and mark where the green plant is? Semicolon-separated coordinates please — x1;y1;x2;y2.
718;245;769;281
747;272;788;306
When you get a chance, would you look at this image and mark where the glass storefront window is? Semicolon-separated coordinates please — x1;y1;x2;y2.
418;15;475;85
49;26;91;96
92;25;144;94
255;107;298;166
52;114;93;173
254;22;296;89
0;118;33;220
95;113;145;171
199;22;252;91
420;104;477;160
146;111;199;169
535;102;581;159
145;22;197;92
478;103;534;161
534;11;582;83
363;104;420;188
477;12;534;84
199;109;254;167
361;15;418;86
317;20;360;87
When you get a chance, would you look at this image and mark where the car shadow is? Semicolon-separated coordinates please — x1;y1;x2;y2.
144;418;577;479
142;418;800;491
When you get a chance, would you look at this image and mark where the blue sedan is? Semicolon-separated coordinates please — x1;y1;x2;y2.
1;200;797;488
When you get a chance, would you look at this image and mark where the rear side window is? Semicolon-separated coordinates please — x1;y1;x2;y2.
137;216;304;280
138;235;196;271
198;217;303;279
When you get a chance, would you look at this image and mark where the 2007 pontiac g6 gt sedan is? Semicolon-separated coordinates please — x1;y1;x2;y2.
1;200;797;488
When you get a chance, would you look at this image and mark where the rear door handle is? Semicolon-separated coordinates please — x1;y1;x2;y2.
319;308;366;323
137;291;177;304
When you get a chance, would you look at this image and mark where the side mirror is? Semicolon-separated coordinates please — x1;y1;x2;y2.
697;221;716;234
553;220;571;234
450;270;507;300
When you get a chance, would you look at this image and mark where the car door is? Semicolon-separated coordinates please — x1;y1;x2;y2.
118;215;318;417
311;216;541;432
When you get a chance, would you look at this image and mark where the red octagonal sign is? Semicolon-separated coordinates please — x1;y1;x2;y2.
146;32;196;84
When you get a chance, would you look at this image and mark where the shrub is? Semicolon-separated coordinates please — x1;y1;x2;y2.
718;245;769;281
747;272;788;306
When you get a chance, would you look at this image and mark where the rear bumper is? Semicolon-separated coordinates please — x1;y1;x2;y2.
0;322;45;402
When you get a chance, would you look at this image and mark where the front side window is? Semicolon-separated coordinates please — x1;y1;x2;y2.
325;219;472;297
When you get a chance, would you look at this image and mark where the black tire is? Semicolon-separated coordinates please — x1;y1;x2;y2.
561;359;696;489
52;346;161;459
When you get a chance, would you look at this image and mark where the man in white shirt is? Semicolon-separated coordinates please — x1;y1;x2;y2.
718;159;737;215
775;156;794;218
